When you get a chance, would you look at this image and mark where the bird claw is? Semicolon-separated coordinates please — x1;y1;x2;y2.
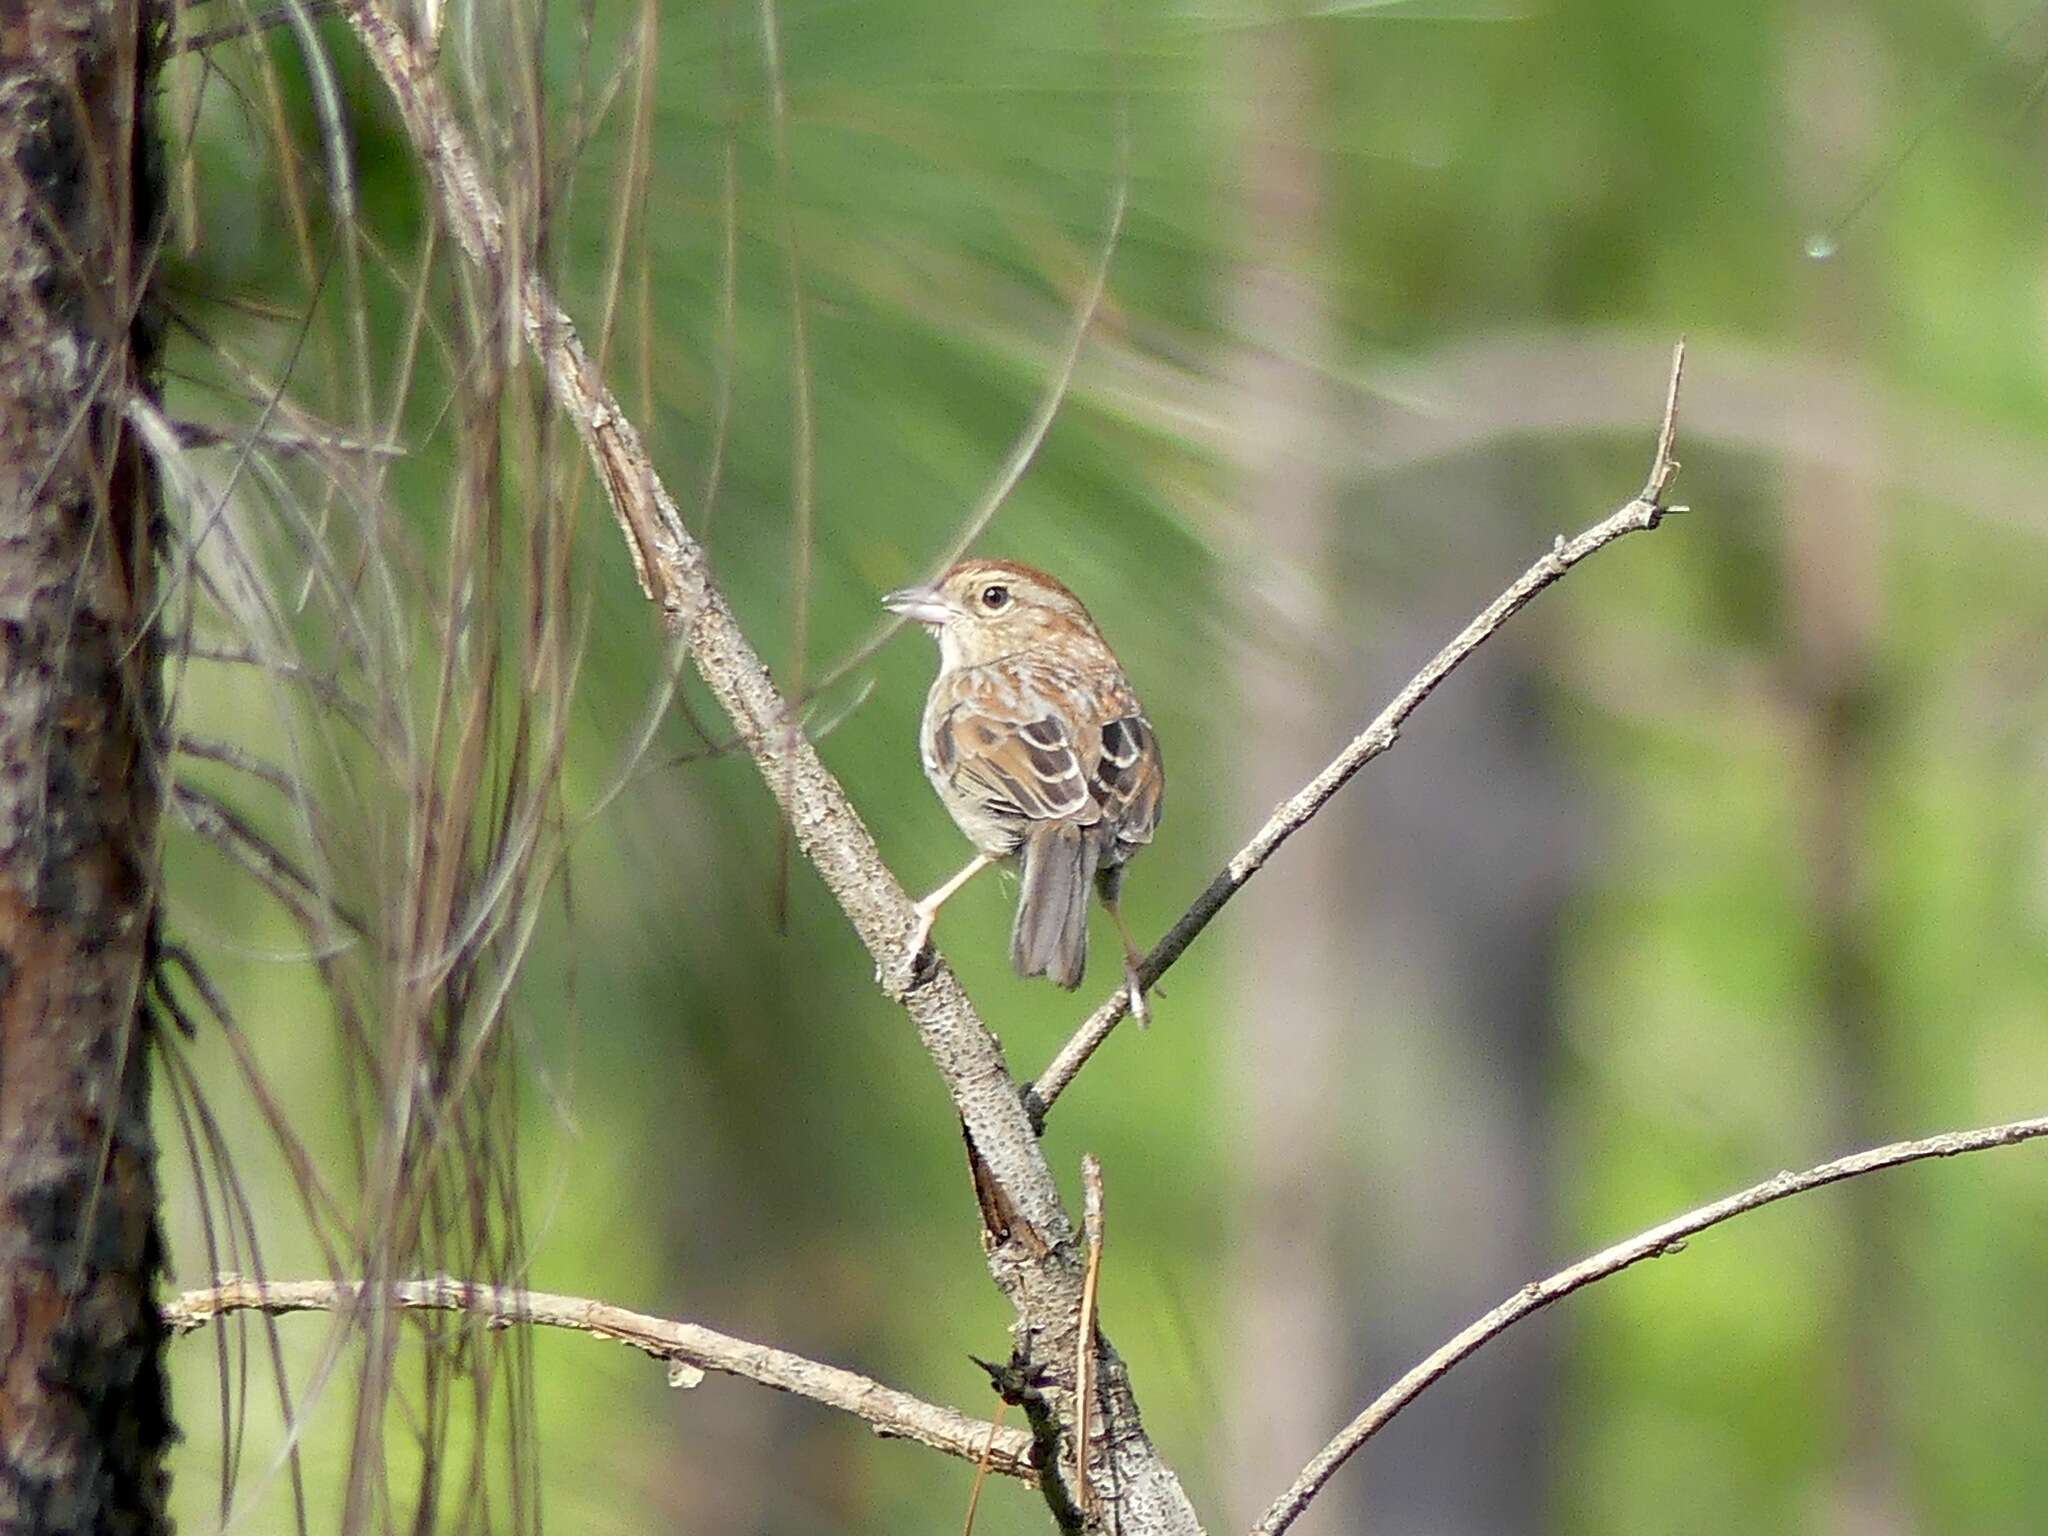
877;943;940;990
908;903;938;959
1124;960;1150;1028
1017;1083;1049;1136
879;904;942;991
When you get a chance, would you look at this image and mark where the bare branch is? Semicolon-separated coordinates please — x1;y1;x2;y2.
1076;1155;1107;1518
340;6;1199;1527
1029;343;1689;1119
1251;1114;2048;1536
173;732;304;799
175;1;345;57
163;415;401;460
172;781;366;942
164;1277;1035;1482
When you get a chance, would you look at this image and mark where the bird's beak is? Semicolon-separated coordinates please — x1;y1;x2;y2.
882;583;956;627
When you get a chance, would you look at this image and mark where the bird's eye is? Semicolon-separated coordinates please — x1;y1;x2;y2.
980;584;1010;611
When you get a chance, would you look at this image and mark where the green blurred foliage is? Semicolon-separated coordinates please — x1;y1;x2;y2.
153;0;2048;1532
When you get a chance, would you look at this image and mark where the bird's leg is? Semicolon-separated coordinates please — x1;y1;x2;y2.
1102;892;1151;1026
909;853;996;958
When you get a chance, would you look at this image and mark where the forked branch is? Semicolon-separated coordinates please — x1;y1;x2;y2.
1030;343;1688;1118
341;5;1198;1528
165;1277;1036;1481
1251;1114;2048;1536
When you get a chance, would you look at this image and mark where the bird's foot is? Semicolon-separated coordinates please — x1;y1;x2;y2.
876;900;942;991
908;900;938;959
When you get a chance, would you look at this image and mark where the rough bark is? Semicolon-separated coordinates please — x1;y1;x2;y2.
0;5;172;1534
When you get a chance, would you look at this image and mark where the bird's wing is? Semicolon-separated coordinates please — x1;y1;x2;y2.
1092;714;1162;849
936;702;1099;826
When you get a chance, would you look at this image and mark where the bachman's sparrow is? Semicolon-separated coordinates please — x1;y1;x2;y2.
885;559;1163;1018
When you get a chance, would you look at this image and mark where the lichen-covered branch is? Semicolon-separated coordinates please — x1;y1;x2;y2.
164;1277;1036;1481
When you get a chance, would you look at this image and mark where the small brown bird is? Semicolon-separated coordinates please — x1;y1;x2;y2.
885;559;1163;1016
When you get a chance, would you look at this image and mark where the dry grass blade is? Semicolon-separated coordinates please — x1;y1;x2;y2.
754;0;817;932
153;1030;313;1536
149;6;591;1527
700;2;741;529
960;1397;1014;1536
173;780;367;941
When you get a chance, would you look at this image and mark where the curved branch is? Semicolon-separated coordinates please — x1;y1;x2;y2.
164;1276;1036;1482
1030;343;1689;1118
1250;1114;2048;1536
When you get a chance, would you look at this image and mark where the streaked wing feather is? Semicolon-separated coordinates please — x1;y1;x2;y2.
941;707;1095;824
1093;714;1161;847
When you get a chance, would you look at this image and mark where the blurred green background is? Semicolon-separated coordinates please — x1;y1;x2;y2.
152;0;2048;1532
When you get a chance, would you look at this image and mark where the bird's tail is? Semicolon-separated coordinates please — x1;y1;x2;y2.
1011;822;1099;989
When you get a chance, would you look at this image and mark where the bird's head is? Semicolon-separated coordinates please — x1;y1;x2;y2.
883;559;1102;669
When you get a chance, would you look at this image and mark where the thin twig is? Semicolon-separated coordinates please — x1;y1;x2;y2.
960;1398;1012;1536
173;641;371;726
1075;1155;1107;1518
172;781;367;941
175;0;344;55
164;1276;1036;1482
808;172;1130;702
1250;1113;2048;1536
1029;342;1689;1121
805;6;1134;700
173;732;304;799
164;416;401;459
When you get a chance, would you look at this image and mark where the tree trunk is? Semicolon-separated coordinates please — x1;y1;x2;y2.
0;6;173;1534
1783;13;1902;1534
1220;23;1358;1533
